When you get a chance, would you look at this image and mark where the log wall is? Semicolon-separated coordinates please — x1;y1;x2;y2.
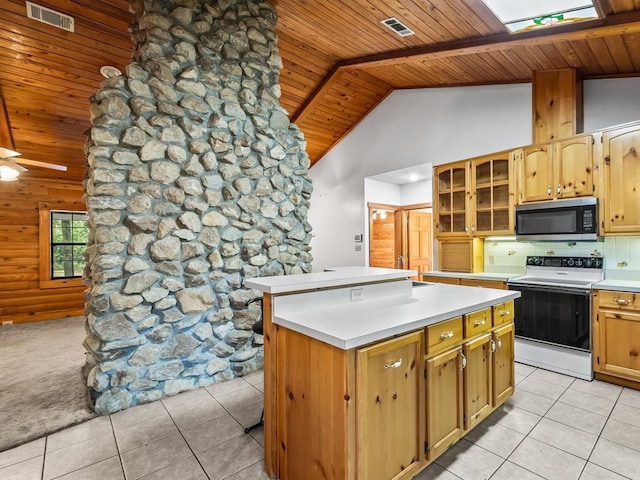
0;176;85;324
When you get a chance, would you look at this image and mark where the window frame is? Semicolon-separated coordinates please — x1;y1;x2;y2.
39;202;87;289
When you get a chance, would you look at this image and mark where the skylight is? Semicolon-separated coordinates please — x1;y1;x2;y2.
481;0;600;33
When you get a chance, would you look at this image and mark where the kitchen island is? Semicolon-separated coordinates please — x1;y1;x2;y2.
246;267;520;480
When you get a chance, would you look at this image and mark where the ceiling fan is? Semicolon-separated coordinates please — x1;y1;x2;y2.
0;92;67;182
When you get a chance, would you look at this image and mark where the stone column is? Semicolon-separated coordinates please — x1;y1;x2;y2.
83;0;313;414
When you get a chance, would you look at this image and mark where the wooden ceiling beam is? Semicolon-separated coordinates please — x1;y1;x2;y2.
339;11;640;68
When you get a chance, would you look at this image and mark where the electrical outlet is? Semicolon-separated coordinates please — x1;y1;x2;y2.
488;255;495;265
355;244;362;252
350;288;364;302
2;321;13;325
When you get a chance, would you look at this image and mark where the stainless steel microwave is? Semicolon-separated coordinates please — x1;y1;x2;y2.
515;198;599;241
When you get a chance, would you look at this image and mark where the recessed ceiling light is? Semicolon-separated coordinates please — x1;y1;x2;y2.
481;0;600;33
409;173;419;182
100;65;122;78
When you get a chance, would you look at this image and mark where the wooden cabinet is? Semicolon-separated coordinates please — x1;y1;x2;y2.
492;323;515;405
517;133;595;203
471;152;515;236
593;290;640;385
269;299;516;480
424;304;514;462
357;332;423;480
426;346;464;461
438;238;484;273
601;124;640;234
434;161;470;237
422;275;507;291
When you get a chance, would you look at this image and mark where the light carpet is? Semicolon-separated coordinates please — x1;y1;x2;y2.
0;316;96;452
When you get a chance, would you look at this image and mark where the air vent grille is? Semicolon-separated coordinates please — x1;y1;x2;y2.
381;17;415;37
26;1;74;32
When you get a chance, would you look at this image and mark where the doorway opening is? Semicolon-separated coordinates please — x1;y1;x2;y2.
368;202;432;280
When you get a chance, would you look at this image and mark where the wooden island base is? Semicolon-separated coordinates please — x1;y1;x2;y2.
261;293;516;480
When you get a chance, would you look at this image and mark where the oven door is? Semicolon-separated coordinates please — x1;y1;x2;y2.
508;283;591;352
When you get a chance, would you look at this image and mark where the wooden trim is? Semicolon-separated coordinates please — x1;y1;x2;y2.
38;201;85;290
367;202;401;211
0;91;16;150
263;293;278;476
340;11;640;69
594;372;640;390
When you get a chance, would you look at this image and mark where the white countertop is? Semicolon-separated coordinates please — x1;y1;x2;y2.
245;266;417;294
422;271;523;281
272;281;520;350
594;279;640;293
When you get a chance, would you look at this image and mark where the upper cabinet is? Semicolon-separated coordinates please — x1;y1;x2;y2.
602;123;640;235
516;133;596;203
434;153;514;238
471;152;514;236
434;161;470;237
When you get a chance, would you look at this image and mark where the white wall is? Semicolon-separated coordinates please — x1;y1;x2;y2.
308;84;532;271
307;78;640;272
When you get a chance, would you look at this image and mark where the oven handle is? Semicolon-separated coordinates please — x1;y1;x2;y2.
507;283;591;296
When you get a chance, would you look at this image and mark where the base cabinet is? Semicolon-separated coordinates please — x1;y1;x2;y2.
426;346;464;461
594;290;640;384
463;333;493;430
268;301;516;480
357;332;423;480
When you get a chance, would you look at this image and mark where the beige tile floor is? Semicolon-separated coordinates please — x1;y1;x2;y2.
2;363;640;480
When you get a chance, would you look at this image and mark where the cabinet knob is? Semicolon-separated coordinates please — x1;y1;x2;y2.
557;185;561;194
490;339;496;352
384;359;402;369
473;319;486;327
500;310;511;316
439;331;454;340
460;352;467;370
547;186;552;196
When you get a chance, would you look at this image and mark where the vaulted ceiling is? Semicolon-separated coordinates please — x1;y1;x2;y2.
1;0;640;183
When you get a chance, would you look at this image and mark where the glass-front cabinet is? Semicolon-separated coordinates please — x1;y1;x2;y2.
471;152;514;236
434;161;470;236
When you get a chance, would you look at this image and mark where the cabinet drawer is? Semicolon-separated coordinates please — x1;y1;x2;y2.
493;300;514;327
459;279;506;289
426;317;463;355
598;291;638;311
464;308;492;338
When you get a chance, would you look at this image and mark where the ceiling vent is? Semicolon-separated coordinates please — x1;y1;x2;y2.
26;1;74;33
381;17;415;37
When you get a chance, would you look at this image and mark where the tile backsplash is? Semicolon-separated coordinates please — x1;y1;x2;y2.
484;236;640;274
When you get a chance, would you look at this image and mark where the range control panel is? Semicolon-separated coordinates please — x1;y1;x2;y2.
525;256;604;269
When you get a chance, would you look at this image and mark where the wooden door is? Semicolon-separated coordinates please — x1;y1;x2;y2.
596;310;640;382
357;331;423;480
408;211;432;279
369;208;397;268
602;125;640;234
472;154;514;236
463;333;493;430
518;145;553;203
555;134;594;199
426;346;464;462
492;324;515;406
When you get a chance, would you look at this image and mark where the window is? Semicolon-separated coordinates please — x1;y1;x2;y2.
50;211;88;279
39;202;87;289
480;0;600;33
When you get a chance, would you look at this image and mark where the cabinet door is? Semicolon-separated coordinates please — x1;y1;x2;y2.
357;332;422;480
472;153;514;236
519;145;553;203
434;162;470;237
463;333;493;430
596;310;640;382
492;324;515;406
555;134;594;199
426;347;464;462
602;125;640;234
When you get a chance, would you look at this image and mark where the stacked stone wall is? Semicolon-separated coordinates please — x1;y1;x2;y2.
83;0;312;414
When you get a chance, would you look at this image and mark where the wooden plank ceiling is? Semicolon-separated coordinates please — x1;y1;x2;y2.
0;0;640;182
